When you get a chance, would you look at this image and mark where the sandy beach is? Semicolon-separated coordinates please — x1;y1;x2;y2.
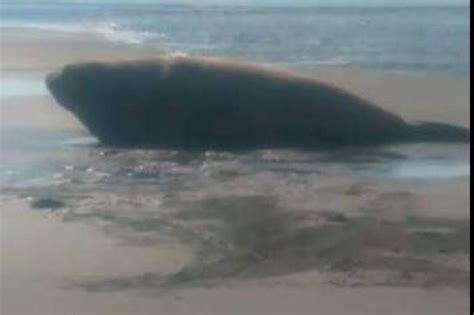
0;26;470;315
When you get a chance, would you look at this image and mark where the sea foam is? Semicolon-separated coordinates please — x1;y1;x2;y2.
0;20;162;45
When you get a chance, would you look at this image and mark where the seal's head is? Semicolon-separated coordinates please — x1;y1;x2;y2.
46;63;112;111
45;60;182;146
46;63;112;142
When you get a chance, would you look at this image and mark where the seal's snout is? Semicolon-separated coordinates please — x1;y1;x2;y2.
45;70;73;110
45;71;60;91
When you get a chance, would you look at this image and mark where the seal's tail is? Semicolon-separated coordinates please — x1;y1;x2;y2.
407;122;470;143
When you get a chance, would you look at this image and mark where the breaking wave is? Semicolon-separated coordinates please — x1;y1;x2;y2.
0;20;164;45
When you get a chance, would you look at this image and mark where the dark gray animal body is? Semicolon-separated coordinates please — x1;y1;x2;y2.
46;57;469;149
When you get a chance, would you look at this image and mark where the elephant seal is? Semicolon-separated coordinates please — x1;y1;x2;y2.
46;56;469;149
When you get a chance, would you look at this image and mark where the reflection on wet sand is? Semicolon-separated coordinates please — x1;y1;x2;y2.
69;194;469;292
3;145;468;295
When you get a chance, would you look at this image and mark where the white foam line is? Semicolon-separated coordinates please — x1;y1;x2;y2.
1;20;163;45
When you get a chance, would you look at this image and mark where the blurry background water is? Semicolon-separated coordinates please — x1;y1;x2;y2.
0;2;470;75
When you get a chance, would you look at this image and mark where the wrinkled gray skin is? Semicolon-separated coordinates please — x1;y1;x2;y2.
46;57;469;149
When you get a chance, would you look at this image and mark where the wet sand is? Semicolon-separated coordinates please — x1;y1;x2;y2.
1;200;469;315
0;26;470;314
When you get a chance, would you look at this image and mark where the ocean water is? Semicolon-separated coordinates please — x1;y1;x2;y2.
0;2;470;75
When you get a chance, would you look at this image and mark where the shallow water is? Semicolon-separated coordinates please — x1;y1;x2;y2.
0;131;97;189
0;74;48;99
387;159;470;179
1;131;469;190
363;143;470;180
